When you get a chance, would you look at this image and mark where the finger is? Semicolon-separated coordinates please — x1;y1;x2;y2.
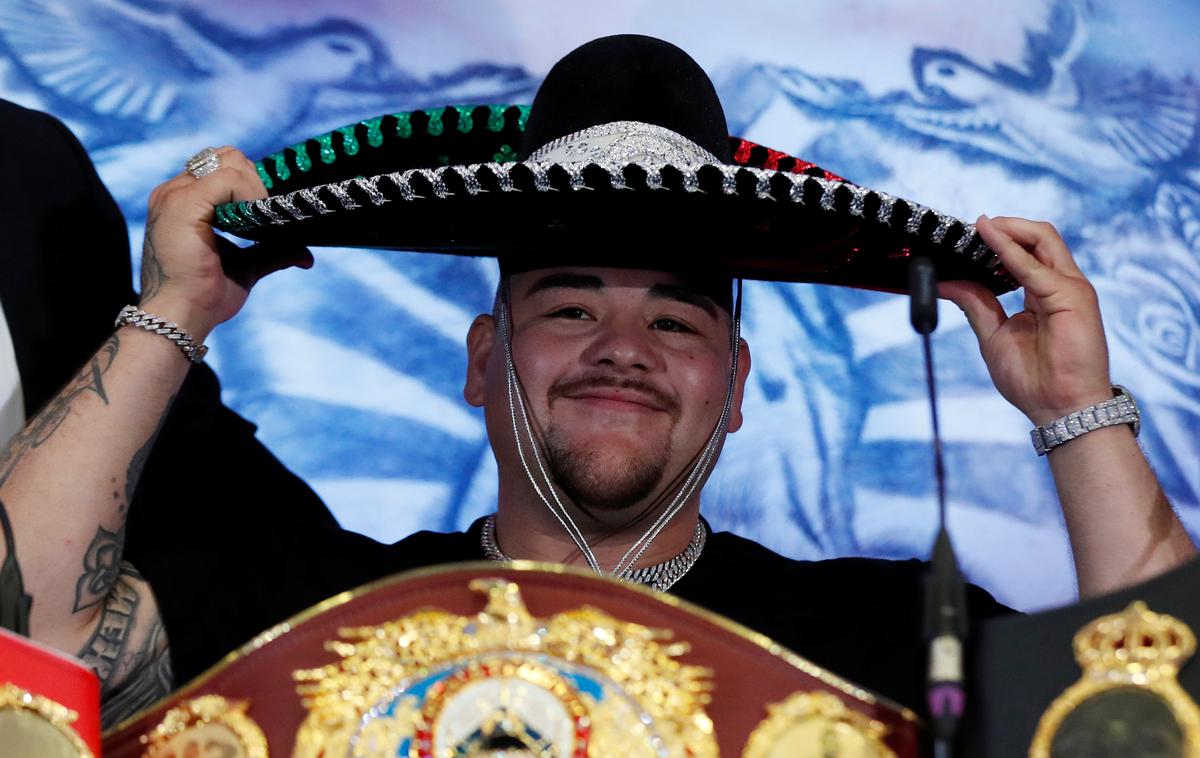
975;215;1062;298
180;147;267;197
939;279;1007;339
186;162;267;211
982;216;1083;277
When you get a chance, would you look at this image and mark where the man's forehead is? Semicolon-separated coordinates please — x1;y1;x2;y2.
504;265;734;313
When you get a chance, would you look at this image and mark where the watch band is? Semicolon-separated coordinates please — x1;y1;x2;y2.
1030;385;1140;456
114;305;209;364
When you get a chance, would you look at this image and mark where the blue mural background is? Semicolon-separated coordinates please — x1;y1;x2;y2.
2;0;1197;611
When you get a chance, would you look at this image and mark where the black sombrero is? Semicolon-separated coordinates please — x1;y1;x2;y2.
214;34;1017;294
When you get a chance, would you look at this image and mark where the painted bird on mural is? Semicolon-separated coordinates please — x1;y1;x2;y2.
725;1;1200;248
0;0;537;213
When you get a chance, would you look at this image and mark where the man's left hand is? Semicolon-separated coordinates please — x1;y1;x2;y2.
940;215;1113;426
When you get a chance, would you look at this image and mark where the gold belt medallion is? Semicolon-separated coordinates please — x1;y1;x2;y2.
1030;601;1200;757
139;695;268;758
0;682;94;758
292;577;717;758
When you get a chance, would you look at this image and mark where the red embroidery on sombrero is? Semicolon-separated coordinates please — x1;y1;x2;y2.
729;138;846;182
733;139;754;165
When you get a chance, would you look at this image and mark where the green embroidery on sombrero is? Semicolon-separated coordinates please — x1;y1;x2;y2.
316;133;336;164
455;105;474;133
291;142;312;173
393;112;413;138
214;203;232;228
437;154;451;166
362;116;384;147
337;125;359;156
493;144;517;163
255;162;273;190
487;105;506;132
426;107;445;136
240;200;265;227
271;152;291;181
516;105;530;130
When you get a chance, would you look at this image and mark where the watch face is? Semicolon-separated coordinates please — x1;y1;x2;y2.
1049;687;1183;758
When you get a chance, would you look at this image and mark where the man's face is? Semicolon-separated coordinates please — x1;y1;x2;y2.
465;266;749;515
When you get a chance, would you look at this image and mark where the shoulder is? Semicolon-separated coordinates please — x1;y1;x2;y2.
688;530;1011;618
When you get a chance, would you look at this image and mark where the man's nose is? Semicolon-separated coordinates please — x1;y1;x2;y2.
580;319;660;372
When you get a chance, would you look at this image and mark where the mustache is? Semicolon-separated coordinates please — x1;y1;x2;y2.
547;374;680;417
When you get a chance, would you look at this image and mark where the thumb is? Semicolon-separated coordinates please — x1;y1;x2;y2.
215;236;314;291
939;279;1007;342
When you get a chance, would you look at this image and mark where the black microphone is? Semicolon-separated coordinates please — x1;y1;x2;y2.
910;257;967;758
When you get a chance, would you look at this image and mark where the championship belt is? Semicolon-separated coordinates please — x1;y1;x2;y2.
0;627;101;757
103;562;919;757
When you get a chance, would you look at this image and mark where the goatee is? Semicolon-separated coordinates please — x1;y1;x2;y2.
543;425;671;511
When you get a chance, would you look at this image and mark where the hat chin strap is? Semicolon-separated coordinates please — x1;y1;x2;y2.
496;280;743;579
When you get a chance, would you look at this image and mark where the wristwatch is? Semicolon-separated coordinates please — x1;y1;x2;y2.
1030;385;1140;456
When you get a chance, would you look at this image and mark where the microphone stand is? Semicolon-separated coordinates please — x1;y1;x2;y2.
910;257;968;758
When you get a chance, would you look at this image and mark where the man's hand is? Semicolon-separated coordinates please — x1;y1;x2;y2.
137;146;313;342
941;214;1195;597
940;215;1113;426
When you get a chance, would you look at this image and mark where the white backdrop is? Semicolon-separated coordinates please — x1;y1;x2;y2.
2;0;1197;610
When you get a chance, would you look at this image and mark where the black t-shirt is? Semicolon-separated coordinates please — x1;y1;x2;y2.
139;517;1010;715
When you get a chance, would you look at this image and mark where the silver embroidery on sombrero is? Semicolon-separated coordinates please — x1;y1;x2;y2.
528;120;722;166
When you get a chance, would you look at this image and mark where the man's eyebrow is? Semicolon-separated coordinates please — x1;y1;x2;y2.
648;284;719;319
523;272;605;296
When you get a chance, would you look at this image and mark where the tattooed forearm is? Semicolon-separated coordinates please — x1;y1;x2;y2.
73;526;124;612
99;618;173;728
78;562;174;727
139;212;168;302
0;334;120;488
77;566;140;683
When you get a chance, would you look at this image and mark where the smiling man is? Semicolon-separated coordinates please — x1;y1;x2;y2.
470;266;748;576
0;34;1193;729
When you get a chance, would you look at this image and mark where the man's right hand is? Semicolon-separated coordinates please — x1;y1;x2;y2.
137;146;313;342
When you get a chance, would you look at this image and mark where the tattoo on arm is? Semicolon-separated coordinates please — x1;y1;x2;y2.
139;211;168;302
73;526;124;612
78;562;174;728
0;334;120;488
71;398;176;611
98;618;173;729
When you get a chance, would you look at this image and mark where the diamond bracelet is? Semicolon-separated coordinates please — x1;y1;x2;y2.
1030;386;1140;456
114;305;209;364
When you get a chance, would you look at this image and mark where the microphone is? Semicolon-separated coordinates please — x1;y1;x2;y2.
910;257;968;757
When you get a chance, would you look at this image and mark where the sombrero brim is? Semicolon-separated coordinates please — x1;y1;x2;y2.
214;105;1016;295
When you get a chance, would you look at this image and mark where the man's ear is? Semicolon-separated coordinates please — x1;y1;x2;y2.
464;314;496;407
726;338;751;433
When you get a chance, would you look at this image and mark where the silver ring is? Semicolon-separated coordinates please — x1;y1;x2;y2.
186;147;220;179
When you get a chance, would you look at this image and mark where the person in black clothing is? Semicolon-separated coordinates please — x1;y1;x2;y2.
0;35;1193;731
0;97;337;725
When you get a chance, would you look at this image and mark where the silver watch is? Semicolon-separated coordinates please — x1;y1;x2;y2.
1030;385;1140;456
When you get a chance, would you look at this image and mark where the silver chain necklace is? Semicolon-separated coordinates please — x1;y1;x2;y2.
480;514;707;592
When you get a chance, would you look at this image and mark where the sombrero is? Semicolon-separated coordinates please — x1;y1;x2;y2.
214;34;1017;294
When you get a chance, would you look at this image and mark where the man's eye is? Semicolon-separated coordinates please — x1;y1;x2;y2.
550;307;590;320
652;317;694;333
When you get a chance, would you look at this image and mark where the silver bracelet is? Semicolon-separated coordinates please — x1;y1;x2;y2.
1030;385;1140;456
114;305;208;364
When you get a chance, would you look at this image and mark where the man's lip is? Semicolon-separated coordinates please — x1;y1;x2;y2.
563;389;667;412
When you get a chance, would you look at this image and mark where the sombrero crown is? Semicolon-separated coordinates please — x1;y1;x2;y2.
215;34;1015;294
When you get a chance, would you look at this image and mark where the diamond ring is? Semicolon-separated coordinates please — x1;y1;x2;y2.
185;147;221;179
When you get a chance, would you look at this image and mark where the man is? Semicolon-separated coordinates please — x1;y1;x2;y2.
0;97;339;724
0;35;1193;728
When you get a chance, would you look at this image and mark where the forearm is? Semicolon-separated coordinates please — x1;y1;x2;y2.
0;324;191;649
1049;424;1196;598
